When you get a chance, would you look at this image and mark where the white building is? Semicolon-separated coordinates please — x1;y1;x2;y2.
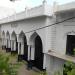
1;1;75;75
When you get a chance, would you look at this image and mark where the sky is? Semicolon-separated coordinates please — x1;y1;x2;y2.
0;0;75;13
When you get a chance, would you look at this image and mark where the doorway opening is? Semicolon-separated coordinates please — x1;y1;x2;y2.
23;35;28;61
34;35;44;70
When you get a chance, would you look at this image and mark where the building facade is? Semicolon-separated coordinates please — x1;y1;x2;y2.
1;1;75;75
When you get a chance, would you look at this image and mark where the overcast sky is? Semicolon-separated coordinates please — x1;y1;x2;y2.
0;0;75;13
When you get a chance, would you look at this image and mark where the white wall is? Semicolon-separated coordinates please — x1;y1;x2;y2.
1;16;48;69
55;13;75;55
46;11;75;75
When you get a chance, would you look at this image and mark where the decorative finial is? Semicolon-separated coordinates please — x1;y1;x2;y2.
43;0;47;5
25;6;28;11
53;1;58;12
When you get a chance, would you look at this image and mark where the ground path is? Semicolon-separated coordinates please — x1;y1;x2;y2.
0;49;44;75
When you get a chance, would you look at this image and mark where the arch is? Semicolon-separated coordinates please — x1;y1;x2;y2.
29;32;38;45
18;31;27;43
18;31;28;61
64;30;75;38
6;31;11;52
29;32;44;70
11;31;17;40
11;31;18;54
6;31;10;39
2;31;5;39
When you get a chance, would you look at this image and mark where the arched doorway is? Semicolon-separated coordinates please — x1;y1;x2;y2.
11;31;18;54
34;35;43;70
18;31;28;61
6;31;11;52
2;31;6;50
29;32;44;70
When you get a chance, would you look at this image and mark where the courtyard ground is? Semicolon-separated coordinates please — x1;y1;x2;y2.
0;49;45;75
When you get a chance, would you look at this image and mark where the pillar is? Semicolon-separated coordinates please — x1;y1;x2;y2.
43;54;46;69
6;39;7;48
7;39;11;52
8;40;11;51
28;45;31;60
6;39;8;52
18;42;21;61
11;40;14;53
11;40;13;51
31;45;35;60
21;42;24;55
27;45;34;69
10;40;12;50
14;41;16;51
18;42;20;55
2;38;3;49
8;40;10;48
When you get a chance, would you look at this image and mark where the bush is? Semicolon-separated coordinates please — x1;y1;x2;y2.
0;53;20;75
63;61;75;75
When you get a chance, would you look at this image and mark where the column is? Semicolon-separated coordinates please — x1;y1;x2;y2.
6;39;8;52
21;42;24;55
8;40;10;48
6;39;7;48
11;40;13;51
4;39;5;46
28;45;35;60
7;40;11;51
4;39;6;49
5;39;7;46
10;40;12;50
3;38;4;46
27;45;34;69
28;45;31;60
31;45;35;60
14;41;16;51
18;42;20;55
43;54;46;69
2;38;3;49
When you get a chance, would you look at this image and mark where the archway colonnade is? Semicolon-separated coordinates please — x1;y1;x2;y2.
1;30;44;70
